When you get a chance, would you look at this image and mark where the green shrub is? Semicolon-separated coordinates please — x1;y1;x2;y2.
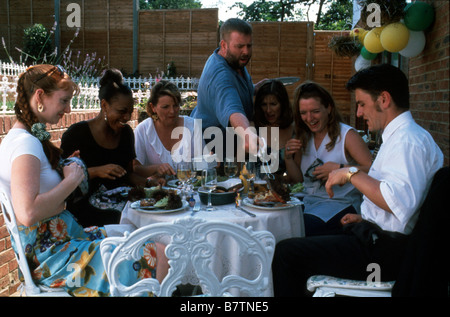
22;24;53;63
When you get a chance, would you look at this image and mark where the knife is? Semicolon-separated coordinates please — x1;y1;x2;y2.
236;206;256;217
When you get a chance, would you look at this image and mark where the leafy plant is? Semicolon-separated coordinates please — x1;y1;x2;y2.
21;23;54;63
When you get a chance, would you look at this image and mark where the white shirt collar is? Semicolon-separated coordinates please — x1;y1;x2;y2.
381;110;413;144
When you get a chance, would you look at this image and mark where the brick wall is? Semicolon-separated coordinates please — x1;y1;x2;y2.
408;0;449;165
0;109;139;296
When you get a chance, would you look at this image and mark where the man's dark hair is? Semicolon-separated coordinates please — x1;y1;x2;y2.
220;18;252;42
346;64;410;109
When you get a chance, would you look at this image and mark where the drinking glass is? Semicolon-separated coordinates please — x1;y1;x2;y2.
224;160;238;179
202;168;217;211
176;162;191;198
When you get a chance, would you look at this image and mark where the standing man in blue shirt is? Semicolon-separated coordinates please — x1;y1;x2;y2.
192;18;260;160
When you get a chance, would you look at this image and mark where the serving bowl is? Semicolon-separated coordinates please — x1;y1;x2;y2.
198;187;243;205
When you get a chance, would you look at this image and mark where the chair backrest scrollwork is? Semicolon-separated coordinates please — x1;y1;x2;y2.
100;216;275;297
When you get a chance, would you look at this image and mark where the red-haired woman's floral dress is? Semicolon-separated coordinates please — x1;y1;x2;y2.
14;210;157;297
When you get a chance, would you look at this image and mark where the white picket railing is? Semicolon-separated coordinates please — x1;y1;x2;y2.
1;62;199;114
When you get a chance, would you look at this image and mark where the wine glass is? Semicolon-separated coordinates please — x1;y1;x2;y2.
176;162;191;198
202;168;217;211
224;160;238;179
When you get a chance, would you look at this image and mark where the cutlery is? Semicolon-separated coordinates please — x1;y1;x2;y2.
236;206;256;217
191;203;200;216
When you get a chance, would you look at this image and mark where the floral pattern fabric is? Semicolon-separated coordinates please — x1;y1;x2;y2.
13;210;157;297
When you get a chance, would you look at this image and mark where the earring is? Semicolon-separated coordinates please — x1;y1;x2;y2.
151;114;159;121
38;103;44;113
104;114;108;122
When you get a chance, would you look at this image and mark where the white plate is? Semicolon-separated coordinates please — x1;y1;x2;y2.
242;197;301;210
130;200;189;214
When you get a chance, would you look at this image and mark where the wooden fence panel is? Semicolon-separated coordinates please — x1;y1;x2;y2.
1;5;352;123
313;31;353;123
138;9;218;77
247;23;352;125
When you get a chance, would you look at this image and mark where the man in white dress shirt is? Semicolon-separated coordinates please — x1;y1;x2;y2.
272;64;444;297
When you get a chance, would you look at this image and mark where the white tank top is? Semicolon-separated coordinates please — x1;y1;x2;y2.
301;123;362;222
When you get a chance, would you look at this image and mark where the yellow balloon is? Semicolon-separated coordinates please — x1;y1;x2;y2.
364;26;385;53
380;23;410;52
350;28;368;43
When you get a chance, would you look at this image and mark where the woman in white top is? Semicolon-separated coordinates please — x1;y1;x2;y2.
134;81;201;178
285;81;372;236
0;65;168;295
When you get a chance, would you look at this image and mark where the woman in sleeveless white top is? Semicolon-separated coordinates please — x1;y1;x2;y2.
301;123;362;222
285;81;372;236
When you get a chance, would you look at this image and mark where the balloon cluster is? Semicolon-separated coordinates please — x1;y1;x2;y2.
352;1;435;71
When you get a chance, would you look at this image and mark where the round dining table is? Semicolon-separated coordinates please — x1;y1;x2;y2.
119;193;305;296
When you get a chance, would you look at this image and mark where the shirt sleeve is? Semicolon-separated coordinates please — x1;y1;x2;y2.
379;141;431;226
213;69;249;128
10;133;45;163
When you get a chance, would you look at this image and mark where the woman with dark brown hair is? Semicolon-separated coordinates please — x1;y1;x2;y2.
0;64;168;296
285;81;372;236
253;80;294;178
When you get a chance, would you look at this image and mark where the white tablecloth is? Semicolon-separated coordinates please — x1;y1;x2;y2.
120;194;304;296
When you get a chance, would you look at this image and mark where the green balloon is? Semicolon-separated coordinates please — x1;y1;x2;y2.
404;1;435;31
360;46;377;60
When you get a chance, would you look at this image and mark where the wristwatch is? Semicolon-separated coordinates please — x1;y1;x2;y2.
347;166;360;182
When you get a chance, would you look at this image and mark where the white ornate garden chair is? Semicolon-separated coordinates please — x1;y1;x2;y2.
306;275;394;297
100;216;275;297
0;188;70;296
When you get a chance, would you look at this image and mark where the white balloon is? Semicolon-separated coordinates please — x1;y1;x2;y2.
354;55;372;71
399;30;426;58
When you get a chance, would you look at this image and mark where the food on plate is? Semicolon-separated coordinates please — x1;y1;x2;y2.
140;198;156;206
290;182;305;193
131;186;182;210
268;176;290;201
128;186;146;201
165;192;183;209
254;190;286;205
252;175;291;206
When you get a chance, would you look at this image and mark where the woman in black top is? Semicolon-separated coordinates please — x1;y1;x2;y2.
61;69;148;227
